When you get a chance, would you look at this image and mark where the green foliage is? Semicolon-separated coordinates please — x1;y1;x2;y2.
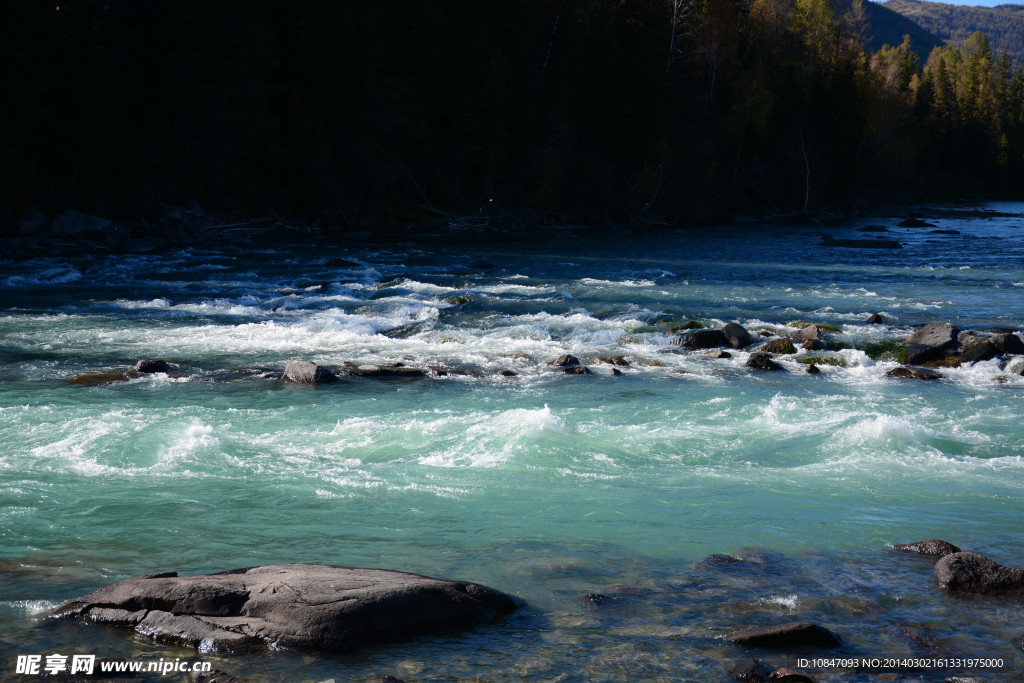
864;340;906;362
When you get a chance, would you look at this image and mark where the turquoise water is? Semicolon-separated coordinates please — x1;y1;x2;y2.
2;207;1024;681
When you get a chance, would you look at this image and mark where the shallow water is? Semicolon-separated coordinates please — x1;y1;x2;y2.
2;207;1024;681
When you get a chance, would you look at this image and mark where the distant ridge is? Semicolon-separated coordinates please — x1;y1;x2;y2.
882;0;1024;65
857;0;946;61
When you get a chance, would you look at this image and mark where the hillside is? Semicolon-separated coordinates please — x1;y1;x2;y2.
859;0;946;61
882;0;1024;65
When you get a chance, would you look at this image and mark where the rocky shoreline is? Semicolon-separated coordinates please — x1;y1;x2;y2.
35;540;1023;683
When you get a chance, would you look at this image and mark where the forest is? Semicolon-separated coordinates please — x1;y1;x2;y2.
1;0;1022;232
884;0;1024;70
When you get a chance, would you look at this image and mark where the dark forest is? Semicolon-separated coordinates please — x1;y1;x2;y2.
2;0;1022;232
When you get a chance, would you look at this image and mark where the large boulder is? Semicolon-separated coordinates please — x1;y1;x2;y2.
904;322;959;364
284;360;338;384
991;333;1024;356
672;329;724;349
959;340;999;363
934;552;1024;594
760;338;797;355
727;621;841;649
51;565;520;653
722;323;754;349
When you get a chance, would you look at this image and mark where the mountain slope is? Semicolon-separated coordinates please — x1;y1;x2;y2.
860;0;946;60
882;0;1024;65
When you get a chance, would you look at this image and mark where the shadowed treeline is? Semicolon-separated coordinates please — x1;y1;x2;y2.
1;0;1022;231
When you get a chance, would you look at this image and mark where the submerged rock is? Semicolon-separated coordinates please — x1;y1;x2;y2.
728;621;841;649
728;658;770;681
894;540;961;556
135;359;173;374
67;370;137;385
722;323;754;349
192;671;249;683
768;668;816;682
886;366;942;381
284;360;338;384
747;354;784;371
51;564;520;653
897;217;936;228
348;365;426;378
934;552;1024;594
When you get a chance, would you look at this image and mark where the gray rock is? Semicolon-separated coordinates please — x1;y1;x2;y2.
801;340;823;350
747;354;784;371
991;333;1024;356
866;313;884;324
886;366;941;381
595;355;629;366
672;329;724;349
722;323;754;349
934;552;1024;594
349;365;426;378
549;354;581;367
960;340;998;363
788;325;822;343
51;564;520;653
894;540;961;556
705;349;733;359
905;322;959;352
563;365;592;375
728;621;841;649
284;360;338;384
135;359;173;374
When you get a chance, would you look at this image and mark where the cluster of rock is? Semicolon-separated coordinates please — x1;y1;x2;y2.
886;321;1024;381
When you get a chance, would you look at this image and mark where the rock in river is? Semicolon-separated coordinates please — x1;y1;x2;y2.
51;564;520;653
991;332;1024;356
934;552;1024;594
747;353;784;371
673;329;724;349
135;359;173;374
886;366;942;381
722;323;754;349
904;322;959;365
284;360;338;384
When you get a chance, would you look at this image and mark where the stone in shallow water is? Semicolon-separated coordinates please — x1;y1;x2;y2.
934;552;1024;594
728;621;842;649
135;359;173;373
549;354;581;367
886;366;941;381
746;354;784;371
722;323;754;349
284;360;338;384
893;540;961;556
51;564;520;653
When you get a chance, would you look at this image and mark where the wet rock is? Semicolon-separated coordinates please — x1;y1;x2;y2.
67;370;137;385
702;554;744;565
806;364;821;375
934;552;1024;594
284;360;338;384
497;370;517;377
991;333;1024;355
723;323;754;349
897;218;936;228
903;322;959;364
959;340;999;363
575;593;619;606
563;365;592;375
51;564;520;654
706;349;733;359
672;329;724;349
596;355;630;366
769;669;816;682
866;313;884;324
349;365;426;378
886;366;941;380
788;326;822;343
893;540;961;556
728;621;841;649
728;658;770;681
135;359;173;374
801;340;823;350
610;368;623;376
760;339;797;355
550;354;582;367
931;229;960;235
747;354;784;371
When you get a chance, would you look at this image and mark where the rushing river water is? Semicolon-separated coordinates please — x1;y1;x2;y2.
2;207;1024;682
